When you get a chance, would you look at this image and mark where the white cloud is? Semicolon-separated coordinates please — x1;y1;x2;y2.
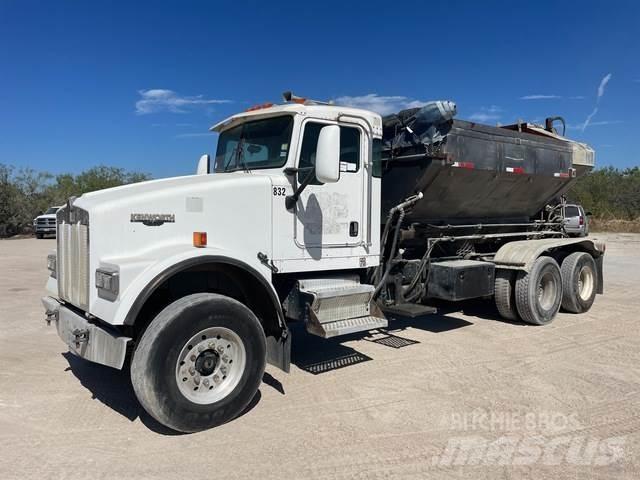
567;120;622;130
581;73;613;131
175;132;214;138
333;94;428;115
582;107;599;131
520;94;562;100
469;105;502;123
597;73;612;99
136;89;231;114
520;94;585;100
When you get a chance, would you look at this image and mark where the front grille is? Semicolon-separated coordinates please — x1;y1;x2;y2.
37;218;55;225
57;206;90;310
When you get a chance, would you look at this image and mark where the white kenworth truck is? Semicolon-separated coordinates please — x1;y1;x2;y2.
42;92;604;432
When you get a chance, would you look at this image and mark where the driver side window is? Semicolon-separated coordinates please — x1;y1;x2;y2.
298;122;361;184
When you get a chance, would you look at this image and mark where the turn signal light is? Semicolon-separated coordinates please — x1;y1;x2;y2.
193;232;207;248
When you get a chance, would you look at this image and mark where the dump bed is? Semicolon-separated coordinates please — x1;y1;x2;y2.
381;118;594;224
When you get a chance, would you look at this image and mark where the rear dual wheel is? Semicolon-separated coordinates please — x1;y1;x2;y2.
494;270;519;321
515;256;563;325
560;252;597;313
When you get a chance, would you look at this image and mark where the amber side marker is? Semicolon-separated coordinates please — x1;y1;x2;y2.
193;232;207;248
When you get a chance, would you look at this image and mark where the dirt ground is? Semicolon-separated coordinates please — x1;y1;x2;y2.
1;234;639;479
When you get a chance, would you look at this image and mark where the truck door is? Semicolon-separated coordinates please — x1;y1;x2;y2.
294;120;364;253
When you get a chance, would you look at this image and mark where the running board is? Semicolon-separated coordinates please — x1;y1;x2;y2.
284;275;388;339
306;315;388;339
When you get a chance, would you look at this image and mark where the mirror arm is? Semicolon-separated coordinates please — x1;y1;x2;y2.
285;168;316;211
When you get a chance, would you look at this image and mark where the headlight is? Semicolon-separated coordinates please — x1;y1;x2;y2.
47;253;57;278
95;267;119;300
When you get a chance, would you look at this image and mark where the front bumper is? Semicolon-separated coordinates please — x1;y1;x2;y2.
42;296;131;369
35;227;56;233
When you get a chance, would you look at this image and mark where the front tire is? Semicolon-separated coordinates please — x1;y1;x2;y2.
561;252;597;313
515;256;563;325
131;293;266;433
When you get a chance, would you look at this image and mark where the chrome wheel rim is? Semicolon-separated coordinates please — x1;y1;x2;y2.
175;326;246;404
578;266;595;301
537;271;557;310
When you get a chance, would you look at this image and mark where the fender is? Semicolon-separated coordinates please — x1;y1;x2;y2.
124;254;284;327
493;237;605;272
123;253;291;372
493;237;605;295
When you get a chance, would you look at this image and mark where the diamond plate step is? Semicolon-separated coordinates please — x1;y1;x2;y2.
298;277;375;323
306;315;388;339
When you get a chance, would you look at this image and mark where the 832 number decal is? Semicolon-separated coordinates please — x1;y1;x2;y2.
273;187;286;196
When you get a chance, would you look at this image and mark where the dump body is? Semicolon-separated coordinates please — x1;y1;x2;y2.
381;119;594;224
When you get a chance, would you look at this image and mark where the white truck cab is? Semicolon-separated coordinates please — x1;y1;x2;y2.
42;94;605;433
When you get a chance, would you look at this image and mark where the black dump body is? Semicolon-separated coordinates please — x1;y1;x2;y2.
381;119;584;225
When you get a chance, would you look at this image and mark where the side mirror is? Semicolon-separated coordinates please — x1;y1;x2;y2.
196;154;210;175
315;125;340;184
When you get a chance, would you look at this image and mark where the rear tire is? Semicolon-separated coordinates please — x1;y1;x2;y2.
131;293;266;433
494;269;519;321
515;256;563;325
561;252;597;313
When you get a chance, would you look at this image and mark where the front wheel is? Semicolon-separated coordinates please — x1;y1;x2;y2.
131;293;266;433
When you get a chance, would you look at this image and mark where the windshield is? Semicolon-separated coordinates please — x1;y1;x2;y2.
45;207;59;215
214;116;293;173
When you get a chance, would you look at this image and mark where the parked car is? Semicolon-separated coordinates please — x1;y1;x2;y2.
33;206;62;238
563;203;590;237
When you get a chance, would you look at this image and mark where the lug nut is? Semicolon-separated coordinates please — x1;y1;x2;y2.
194;375;201;384
222;354;230;363
190;355;196;362
188;366;195;375
208;342;215;349
220;366;228;375
203;378;210;387
216;345;225;353
213;374;220;383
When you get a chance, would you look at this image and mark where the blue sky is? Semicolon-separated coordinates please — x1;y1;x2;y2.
1;0;639;178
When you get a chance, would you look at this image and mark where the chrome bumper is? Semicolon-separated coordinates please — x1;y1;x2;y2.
42;296;131;369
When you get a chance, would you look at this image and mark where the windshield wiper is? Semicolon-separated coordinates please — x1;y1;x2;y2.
225;136;251;173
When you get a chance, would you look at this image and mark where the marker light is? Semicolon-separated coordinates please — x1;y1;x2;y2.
193;232;207;248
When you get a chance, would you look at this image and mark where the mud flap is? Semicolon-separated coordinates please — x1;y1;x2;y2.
266;332;291;373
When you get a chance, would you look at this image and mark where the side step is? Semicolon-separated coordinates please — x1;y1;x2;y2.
284;275;388;338
307;315;388;339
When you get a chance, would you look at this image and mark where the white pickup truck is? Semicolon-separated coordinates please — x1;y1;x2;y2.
33;206;62;238
42;93;604;432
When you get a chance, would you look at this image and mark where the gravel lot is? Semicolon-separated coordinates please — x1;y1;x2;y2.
1;234;639;479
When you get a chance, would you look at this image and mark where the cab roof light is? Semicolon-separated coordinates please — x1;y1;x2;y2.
245;102;274;112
